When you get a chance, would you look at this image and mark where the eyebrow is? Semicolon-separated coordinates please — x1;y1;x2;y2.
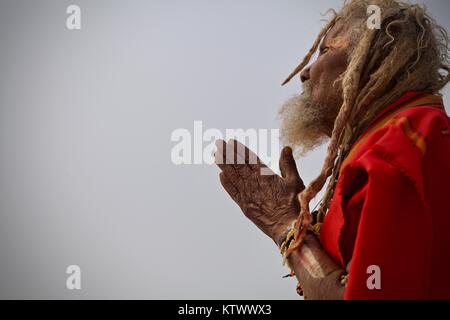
327;36;347;48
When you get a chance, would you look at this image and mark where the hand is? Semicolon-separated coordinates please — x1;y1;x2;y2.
215;139;305;246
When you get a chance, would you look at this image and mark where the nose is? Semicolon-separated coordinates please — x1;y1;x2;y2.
300;66;311;83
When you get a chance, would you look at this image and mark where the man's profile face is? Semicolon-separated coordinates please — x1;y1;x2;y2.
303;21;350;132
279;20;351;155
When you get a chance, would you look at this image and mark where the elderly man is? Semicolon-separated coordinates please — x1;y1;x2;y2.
215;0;450;299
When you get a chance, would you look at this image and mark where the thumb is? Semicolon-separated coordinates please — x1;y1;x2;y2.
279;146;303;188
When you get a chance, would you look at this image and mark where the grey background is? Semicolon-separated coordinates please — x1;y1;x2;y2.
0;0;449;299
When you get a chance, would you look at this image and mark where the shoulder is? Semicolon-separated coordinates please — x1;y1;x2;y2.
351;105;449;165
394;105;449;145
368;105;450;161
345;105;450;206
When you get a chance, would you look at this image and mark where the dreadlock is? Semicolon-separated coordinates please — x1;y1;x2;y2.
284;0;450;255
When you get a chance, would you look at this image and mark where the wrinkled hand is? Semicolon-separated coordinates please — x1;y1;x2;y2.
215;139;305;246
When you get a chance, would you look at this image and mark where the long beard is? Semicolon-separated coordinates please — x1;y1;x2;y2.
278;81;330;157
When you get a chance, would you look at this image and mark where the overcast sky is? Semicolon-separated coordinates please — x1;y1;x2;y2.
0;0;449;299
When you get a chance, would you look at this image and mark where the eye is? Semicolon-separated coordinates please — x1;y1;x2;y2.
319;47;330;55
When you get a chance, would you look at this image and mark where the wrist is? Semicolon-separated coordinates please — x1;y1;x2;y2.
274;219;298;247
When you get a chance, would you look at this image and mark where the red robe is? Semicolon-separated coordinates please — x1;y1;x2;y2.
319;91;450;299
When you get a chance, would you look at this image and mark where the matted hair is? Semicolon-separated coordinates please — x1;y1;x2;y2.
284;0;450;255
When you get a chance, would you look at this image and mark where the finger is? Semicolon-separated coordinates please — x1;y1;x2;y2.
228;139;245;165
279;146;292;178
228;139;253;178
214;141;225;170
215;141;247;190
231;139;274;177
219;172;242;205
279;146;304;188
215;139;239;173
214;139;227;166
215;139;245;165
215;140;252;193
232;139;264;173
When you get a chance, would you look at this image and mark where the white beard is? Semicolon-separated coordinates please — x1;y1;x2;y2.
278;81;330;157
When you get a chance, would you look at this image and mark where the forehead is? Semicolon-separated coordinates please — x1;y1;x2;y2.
321;21;349;46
